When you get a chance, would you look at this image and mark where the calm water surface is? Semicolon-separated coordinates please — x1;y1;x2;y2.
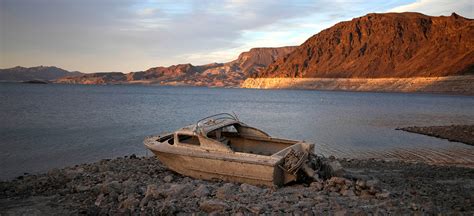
1;83;473;179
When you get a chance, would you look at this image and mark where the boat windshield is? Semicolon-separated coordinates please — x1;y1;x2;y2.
197;113;237;124
207;124;238;140
196;113;238;131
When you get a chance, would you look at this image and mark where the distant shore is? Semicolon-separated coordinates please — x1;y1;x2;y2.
241;75;474;95
1;156;473;214
2;75;474;95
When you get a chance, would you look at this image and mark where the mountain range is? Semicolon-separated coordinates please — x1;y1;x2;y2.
256;12;473;78
55;46;296;87
1;12;473;91
0;66;82;82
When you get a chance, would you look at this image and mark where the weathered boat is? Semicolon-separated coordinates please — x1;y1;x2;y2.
144;113;315;187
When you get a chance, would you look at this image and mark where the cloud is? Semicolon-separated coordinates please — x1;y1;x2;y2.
1;0;471;72
136;8;160;16
389;0;473;17
1;0;340;71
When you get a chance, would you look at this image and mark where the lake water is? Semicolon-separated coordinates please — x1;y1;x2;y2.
1;83;473;180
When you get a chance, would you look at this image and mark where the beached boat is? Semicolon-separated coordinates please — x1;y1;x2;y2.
144;113;315;187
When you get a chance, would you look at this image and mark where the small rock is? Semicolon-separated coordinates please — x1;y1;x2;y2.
284;194;299;203
411;203;419;211
359;190;374;199
94;193;106;206
47;168;61;176
75;185;91;192
122;179;137;194
355;180;366;188
159;204;178;215
193;185;210;197
296;200;313;209
163;175;173;183
144;184;160;198
100;181;121;194
334;209;347;216
365;179;379;188
234;212;246;216
119;194;139;211
216;183;236;200
310;182;324;191
326;160;344;177
65;167;84;179
340;188;356;197
98;164;109;172
343;172;371;181
249;205;263;214
328;177;349;185
90;165;99;173
313;195;327;203
375;190;391;199
139;196;150;209
199;200;229;213
109;191;119;202
166;183;193;199
240;183;262;194
344;179;353;187
327;184;341;192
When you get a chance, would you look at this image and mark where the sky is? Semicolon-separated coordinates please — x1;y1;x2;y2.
0;0;473;73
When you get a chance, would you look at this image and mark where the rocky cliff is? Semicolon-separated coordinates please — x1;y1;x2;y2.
0;66;82;81
56;47;296;86
256;12;474;78
242;75;474;95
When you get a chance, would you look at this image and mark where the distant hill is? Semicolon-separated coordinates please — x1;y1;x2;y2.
0;66;82;81
56;46;296;87
54;72;126;85
255;12;474;78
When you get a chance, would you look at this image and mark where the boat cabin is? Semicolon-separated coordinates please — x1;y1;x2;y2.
158;113;299;156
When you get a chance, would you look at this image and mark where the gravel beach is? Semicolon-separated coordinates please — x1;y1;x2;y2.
1;155;473;215
397;125;474;146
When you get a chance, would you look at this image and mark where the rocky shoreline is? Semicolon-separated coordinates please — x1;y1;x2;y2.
397;125;474;146
1;155;473;215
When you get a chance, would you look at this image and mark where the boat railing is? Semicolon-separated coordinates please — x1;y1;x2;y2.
195;113;239;133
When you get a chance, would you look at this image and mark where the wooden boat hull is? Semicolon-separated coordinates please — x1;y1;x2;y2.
148;149;289;187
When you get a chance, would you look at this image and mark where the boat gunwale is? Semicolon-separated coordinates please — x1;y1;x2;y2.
144;136;290;166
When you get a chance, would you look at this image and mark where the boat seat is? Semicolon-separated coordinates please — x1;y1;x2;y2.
219;137;233;150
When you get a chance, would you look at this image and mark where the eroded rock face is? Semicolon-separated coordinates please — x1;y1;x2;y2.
126;47;296;87
257;12;474;78
241;75;474;95
233;47;297;76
